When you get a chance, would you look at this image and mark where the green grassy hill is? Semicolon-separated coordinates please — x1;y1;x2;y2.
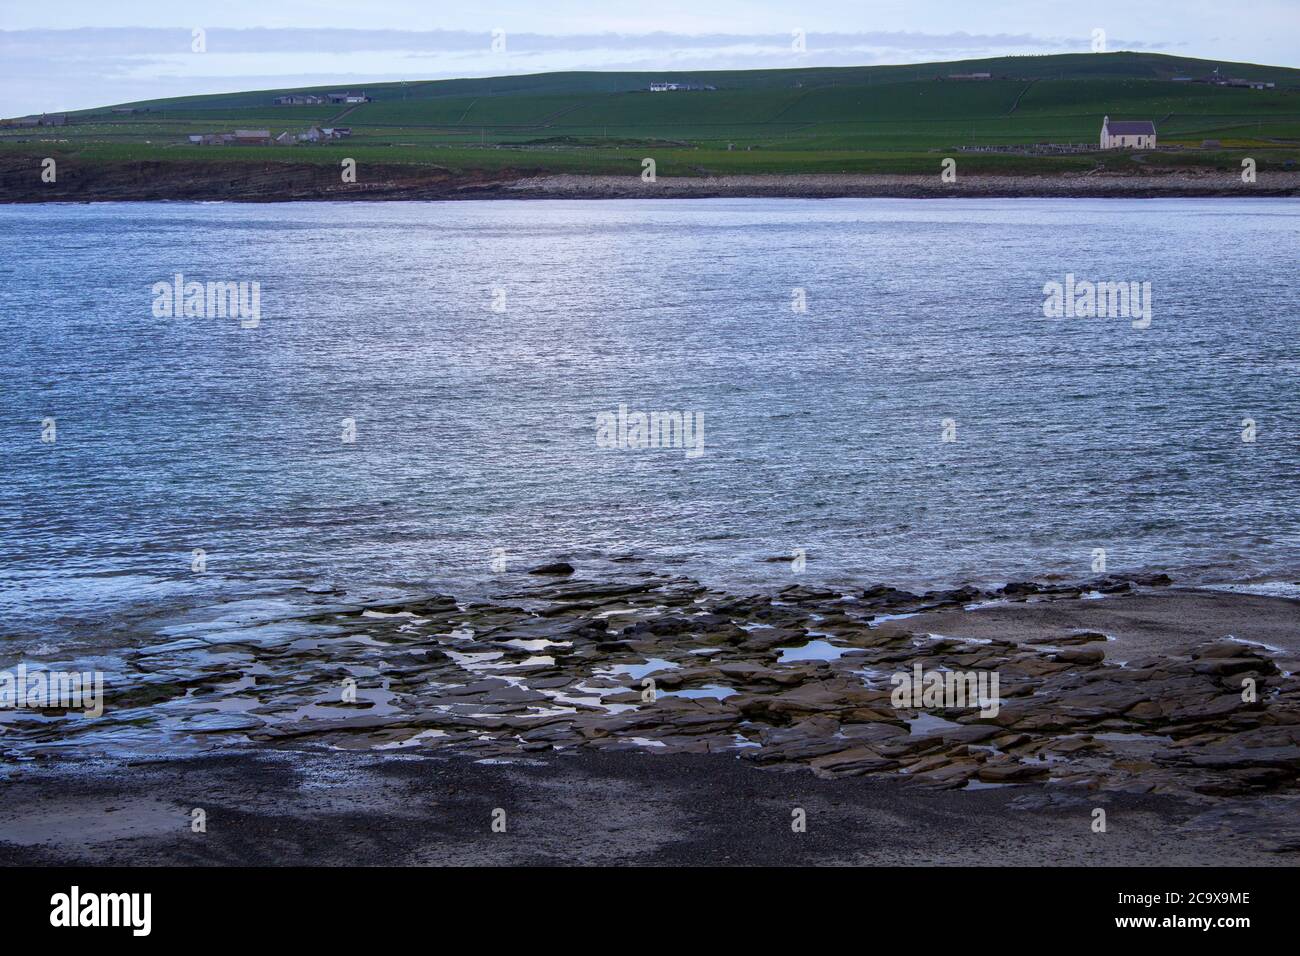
81;51;1300;111
4;52;1298;180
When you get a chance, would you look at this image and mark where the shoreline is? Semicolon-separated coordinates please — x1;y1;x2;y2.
3;165;1298;203
2;574;1299;864
0;580;1294;863
501;172;1300;201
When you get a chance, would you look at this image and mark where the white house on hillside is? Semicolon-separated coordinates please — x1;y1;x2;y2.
1101;116;1157;149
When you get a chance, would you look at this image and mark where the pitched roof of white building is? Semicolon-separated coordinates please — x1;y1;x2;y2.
1105;119;1156;135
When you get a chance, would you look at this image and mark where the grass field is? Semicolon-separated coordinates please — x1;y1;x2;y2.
4;52;1299;179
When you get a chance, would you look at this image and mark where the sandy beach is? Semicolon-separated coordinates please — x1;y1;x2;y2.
3;743;1298;866
503;171;1300;200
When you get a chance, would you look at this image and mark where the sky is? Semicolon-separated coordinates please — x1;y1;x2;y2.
3;0;1298;116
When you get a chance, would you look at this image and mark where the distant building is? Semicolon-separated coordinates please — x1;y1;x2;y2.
1101;116;1156;149
648;82;715;92
274;94;326;105
266;125;352;144
1193;70;1274;89
326;92;371;104
231;129;272;145
3;113;67;127
947;72;992;80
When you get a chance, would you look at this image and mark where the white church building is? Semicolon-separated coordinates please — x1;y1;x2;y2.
1101;116;1157;149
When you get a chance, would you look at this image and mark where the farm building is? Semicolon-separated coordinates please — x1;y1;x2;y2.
1101;116;1156;149
648;82;716;92
274;94;326;105
1;113;66;127
1191;70;1275;89
326;92;371;104
231;129;272;145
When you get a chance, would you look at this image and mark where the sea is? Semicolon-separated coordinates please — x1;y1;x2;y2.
2;197;1297;657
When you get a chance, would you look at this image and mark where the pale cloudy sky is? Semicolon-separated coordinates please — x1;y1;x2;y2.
3;0;1297;116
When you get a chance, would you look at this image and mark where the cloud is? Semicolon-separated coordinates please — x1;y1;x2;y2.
1;26;1105;55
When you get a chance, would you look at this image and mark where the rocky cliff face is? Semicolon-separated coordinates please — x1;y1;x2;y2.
0;154;529;202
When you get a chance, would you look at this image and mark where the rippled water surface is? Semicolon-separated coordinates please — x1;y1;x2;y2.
2;198;1297;651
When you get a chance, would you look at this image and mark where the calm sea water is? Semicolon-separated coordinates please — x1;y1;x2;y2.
2;198;1297;652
